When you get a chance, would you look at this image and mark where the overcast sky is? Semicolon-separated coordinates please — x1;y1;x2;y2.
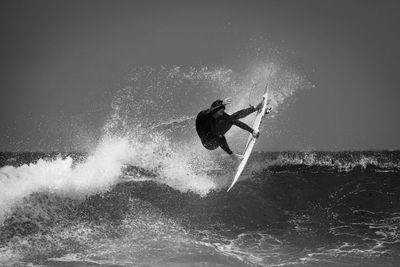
1;0;399;151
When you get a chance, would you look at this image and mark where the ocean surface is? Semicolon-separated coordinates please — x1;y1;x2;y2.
1;66;399;266
1;150;399;267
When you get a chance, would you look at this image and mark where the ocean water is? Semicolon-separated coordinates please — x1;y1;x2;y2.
1;65;398;266
0;150;399;267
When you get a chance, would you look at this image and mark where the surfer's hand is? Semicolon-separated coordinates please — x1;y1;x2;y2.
266;107;272;114
222;98;232;106
252;129;260;138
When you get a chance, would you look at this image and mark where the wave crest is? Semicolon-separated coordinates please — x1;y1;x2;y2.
255;151;400;172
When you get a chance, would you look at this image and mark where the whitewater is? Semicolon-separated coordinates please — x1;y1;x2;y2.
0;63;304;220
1;63;399;266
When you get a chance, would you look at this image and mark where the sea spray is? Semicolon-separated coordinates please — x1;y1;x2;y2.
0;134;219;225
101;63;311;181
0;137;130;223
104;64;310;139
0;63;310;223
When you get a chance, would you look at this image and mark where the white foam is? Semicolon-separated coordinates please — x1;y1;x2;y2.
0;135;221;224
0;137;130;223
121;133;219;195
0;63;311;223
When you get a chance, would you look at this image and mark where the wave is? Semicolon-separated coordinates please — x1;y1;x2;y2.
2;155;399;266
250;151;400;173
0;63;317;266
0;138;132;224
1;149;399;225
1;150;399;266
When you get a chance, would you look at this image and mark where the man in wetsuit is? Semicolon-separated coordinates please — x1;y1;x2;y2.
196;98;268;159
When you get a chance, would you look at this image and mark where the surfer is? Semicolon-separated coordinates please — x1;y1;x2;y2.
196;98;271;159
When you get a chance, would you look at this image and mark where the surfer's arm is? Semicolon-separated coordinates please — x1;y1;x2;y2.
230;106;256;120
232;119;254;134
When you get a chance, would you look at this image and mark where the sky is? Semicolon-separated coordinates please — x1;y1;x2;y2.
0;0;399;151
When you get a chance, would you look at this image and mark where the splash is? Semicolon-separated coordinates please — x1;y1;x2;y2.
103;64;311;139
0;138;130;223
0;135;220;224
0;63;310;223
100;63;311;183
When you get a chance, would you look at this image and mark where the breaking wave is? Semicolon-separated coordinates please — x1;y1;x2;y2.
0;63;310;224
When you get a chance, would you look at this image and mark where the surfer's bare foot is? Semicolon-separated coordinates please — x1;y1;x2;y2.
234;153;244;160
230;153;242;162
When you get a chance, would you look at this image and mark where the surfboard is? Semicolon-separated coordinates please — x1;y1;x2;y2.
227;85;270;192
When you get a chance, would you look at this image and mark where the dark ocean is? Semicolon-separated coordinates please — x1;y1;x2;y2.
1;151;399;267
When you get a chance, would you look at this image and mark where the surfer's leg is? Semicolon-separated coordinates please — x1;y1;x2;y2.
202;138;219;150
218;136;233;155
231;107;255;120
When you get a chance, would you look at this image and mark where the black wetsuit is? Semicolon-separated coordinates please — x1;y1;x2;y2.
195;106;256;154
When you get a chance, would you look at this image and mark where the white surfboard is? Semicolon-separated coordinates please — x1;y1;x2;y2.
227;85;270;192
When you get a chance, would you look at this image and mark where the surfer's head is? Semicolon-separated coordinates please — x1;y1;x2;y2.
210;100;225;118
